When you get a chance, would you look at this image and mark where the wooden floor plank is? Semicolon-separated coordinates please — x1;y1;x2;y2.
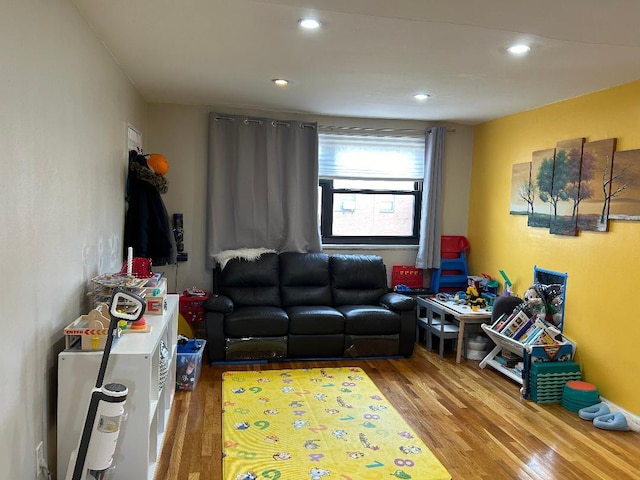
155;345;640;480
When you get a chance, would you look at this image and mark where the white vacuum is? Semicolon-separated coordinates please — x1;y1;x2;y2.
65;288;146;480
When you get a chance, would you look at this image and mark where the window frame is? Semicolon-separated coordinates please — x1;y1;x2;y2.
319;179;423;245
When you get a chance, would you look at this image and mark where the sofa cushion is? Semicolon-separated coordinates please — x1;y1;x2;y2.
224;306;289;337
218;253;281;307
280;252;332;307
330;254;388;306
286;306;344;334
339;305;401;335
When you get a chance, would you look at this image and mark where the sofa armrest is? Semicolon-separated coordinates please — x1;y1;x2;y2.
203;294;234;313
379;292;416;311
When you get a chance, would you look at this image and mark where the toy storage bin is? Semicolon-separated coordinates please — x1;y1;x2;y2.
176;339;206;391
179;291;211;338
391;265;424;289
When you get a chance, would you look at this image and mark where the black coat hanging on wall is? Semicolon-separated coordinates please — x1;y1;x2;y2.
124;150;176;266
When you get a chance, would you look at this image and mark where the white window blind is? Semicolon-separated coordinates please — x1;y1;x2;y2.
319;132;425;180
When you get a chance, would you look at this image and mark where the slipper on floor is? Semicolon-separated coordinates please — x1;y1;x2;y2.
579;402;610;420
593;412;630;431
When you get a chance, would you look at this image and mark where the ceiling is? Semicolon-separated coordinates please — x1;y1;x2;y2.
71;0;640;125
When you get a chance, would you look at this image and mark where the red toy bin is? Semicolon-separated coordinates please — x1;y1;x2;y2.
391;265;424;289
179;292;210;323
441;235;470;259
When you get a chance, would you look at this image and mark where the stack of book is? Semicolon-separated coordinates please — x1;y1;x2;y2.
491;310;561;345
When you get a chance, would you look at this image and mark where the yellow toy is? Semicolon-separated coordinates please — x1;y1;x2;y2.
466;285;486;309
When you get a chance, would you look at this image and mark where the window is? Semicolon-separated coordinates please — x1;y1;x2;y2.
318;132;425;244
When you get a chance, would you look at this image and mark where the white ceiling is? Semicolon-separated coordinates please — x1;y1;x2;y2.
71;0;640;125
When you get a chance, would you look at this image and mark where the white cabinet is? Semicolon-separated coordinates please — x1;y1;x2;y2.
57;294;178;480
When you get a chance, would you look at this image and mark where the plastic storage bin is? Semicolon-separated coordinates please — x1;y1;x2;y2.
179;291;210;338
179;292;210;323
176;339;206;391
391;265;424;289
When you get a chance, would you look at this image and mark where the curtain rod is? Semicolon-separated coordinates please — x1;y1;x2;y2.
214;115;316;129
214;116;452;133
319;125;456;135
319;125;423;134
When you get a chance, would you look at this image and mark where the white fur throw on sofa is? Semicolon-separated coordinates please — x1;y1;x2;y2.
214;247;276;270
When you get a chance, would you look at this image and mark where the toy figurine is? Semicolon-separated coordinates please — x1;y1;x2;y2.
465;285;486;309
523;285;547;321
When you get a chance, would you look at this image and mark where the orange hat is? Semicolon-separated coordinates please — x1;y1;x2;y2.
147;153;169;176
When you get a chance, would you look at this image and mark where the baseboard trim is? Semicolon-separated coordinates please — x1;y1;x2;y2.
601;397;640;432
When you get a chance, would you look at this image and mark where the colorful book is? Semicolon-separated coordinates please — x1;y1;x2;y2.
518;324;540;343
512;319;534;340
496;312;518;332
501;311;529;337
491;313;508;331
523;328;543;344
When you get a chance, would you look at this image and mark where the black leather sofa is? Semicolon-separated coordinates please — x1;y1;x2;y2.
202;252;417;362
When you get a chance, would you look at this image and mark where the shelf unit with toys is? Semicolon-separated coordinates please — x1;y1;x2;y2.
479;266;574;392
57;294;178;480
480;312;575;385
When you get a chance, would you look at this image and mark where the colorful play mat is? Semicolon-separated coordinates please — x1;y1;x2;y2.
222;366;451;480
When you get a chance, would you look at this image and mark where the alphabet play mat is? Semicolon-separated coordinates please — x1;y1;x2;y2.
222;366;451;480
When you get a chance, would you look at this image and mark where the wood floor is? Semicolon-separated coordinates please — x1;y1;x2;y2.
155;344;640;480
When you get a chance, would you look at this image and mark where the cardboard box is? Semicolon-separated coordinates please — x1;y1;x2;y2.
176;339;206;391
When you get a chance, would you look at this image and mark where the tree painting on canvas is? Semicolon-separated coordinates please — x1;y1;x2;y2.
549;138;584;236
510;162;532;215
576;138;617;232
528;148;556;228
608;149;640;221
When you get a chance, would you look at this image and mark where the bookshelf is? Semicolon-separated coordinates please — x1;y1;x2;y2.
480;323;527;384
480;267;570;387
57;295;178;480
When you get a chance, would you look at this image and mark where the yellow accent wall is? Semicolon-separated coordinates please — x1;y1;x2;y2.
470;80;640;415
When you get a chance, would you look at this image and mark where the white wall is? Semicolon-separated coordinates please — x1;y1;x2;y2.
146;104;475;292
0;1;145;477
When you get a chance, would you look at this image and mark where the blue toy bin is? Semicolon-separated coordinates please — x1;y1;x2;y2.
176;339;206;391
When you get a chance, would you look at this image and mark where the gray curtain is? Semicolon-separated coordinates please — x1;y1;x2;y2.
206;113;321;267
415;126;446;269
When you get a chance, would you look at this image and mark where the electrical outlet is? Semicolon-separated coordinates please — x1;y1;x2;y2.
35;441;44;479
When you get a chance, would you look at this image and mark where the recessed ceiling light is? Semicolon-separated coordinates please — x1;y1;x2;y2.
414;93;430;101
298;18;321;30
273;79;289;87
507;44;531;55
